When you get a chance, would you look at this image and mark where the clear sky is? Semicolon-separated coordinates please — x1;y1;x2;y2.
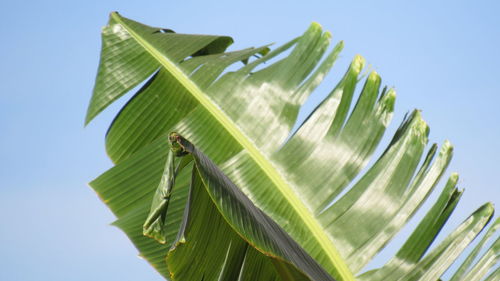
0;1;499;280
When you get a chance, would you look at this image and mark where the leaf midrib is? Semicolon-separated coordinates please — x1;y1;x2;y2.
111;12;355;281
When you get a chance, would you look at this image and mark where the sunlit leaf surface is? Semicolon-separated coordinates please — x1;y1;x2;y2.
87;12;498;281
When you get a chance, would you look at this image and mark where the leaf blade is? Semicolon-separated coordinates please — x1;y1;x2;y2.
110;11;355;280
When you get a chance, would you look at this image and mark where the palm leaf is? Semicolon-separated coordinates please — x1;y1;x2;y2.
87;12;498;281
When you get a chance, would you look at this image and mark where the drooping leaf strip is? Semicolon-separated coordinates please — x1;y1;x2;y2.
159;133;334;281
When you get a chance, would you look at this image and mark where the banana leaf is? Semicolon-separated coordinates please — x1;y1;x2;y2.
87;12;498;281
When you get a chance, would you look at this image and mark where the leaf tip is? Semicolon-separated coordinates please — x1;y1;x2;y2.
402;110;430;143
310;21;323;30
484;202;495;213
109;11;120;19
378;88;396;120
84;113;93;126
440;140;454;158
368;70;381;83
324;30;333;41
443;139;453;149
338;40;345;49
353;54;366;72
386;87;396;98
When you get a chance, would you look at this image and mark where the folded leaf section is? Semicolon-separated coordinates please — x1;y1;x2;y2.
86;12;233;126
173;135;335;281
90;138;190;278
167;164;311;281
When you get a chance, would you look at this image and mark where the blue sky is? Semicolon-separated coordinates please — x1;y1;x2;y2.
0;1;499;280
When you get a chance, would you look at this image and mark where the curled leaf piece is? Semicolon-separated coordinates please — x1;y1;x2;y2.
154;133;335;280
143;136;193;244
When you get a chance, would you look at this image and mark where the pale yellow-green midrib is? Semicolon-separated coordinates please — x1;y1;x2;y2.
111;12;355;281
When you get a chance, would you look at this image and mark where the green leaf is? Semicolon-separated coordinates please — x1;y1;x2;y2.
166;136;334;280
91;137;187;278
105;46;269;163
94;13;354;280
142;149;177;244
86;13;233;125
400;203;494;281
359;174;463;280
484;267;500;281
87;12;498;281
450;218;500;281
